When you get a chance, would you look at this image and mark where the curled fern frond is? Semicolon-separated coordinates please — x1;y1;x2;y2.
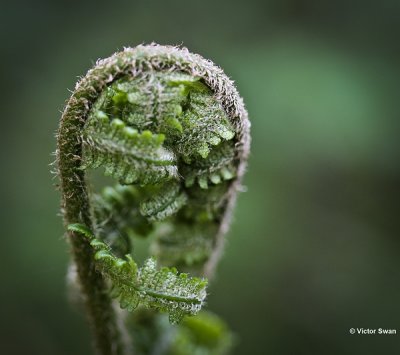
57;44;249;354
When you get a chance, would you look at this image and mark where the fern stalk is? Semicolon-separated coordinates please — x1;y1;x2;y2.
57;44;250;354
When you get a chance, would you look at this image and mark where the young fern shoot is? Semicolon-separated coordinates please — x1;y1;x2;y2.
57;44;250;355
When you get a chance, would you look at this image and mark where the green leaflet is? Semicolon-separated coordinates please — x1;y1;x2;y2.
139;181;187;222
68;224;208;324
82;118;178;185
174;91;235;161
137;258;207;324
181;140;236;189
68;223;93;238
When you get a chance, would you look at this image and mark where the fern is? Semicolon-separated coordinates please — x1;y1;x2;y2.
57;44;250;354
68;224;207;324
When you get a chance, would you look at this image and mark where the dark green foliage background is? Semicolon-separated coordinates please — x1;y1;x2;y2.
1;0;399;354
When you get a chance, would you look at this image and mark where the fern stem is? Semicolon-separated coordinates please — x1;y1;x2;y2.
135;288;202;304
58;109;126;354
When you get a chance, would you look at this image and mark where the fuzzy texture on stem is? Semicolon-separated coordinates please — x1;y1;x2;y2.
57;44;250;355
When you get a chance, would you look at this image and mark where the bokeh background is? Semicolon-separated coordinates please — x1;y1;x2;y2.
1;0;400;354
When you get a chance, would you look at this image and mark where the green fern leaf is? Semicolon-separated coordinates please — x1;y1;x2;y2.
139;181;187;222
82;117;178;185
172;90;235;162
69;224;208;323
137;258;208;324
68;223;93;238
181;140;236;189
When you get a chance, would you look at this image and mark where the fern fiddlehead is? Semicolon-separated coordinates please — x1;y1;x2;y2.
57;44;250;354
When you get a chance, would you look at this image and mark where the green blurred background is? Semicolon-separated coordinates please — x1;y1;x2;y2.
1;0;400;354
